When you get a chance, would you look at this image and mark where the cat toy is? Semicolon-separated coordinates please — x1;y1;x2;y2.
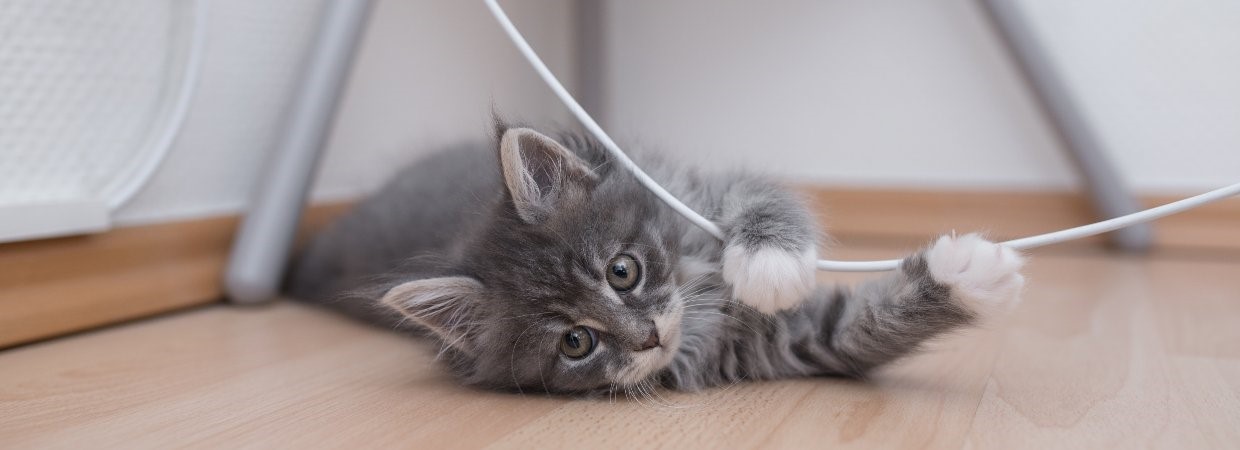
485;0;1240;272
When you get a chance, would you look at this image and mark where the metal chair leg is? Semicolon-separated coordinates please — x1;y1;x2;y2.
224;0;374;304
978;0;1153;251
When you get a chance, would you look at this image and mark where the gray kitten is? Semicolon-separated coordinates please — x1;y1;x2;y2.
287;124;1025;393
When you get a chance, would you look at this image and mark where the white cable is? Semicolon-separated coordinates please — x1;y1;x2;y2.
1001;181;1240;250
484;0;724;240
814;181;1240;271
485;0;1240;272
106;0;210;209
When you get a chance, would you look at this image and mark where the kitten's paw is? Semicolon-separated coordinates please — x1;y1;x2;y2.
925;233;1025;320
722;244;817;314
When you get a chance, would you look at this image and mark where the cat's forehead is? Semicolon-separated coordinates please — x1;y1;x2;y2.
537;203;659;256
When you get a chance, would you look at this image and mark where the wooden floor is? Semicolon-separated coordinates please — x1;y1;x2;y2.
3;245;1239;449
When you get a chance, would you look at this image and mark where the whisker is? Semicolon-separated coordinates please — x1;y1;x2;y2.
509;317;553;395
641;379;686;410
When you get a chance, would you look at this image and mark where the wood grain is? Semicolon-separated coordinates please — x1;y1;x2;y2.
2;247;1236;449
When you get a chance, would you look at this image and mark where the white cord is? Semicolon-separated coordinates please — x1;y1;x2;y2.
485;0;1240;272
106;0;210;209
811;181;1240;271
483;0;724;241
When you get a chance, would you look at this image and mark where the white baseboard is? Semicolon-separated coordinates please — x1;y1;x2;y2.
0;200;111;243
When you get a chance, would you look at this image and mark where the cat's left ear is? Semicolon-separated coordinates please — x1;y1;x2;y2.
499;127;599;223
380;277;484;350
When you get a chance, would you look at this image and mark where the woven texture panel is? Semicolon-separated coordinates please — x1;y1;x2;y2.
0;0;195;206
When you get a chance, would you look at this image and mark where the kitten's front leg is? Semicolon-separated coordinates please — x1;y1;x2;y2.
829;233;1025;375
663;233;1024;389
715;179;820;314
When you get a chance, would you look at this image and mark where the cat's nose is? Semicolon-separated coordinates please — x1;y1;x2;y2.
637;328;660;351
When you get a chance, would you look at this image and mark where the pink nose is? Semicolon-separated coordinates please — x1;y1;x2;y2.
638;328;660;351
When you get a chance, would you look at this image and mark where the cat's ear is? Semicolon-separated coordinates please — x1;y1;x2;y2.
380;277;484;350
499;127;598;223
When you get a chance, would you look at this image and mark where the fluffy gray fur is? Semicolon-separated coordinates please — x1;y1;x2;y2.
286;123;1025;394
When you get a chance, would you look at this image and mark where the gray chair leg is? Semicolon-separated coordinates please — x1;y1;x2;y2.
978;0;1153;251
225;0;374;304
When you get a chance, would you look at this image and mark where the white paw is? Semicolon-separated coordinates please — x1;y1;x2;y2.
925;233;1026;320
722;245;817;314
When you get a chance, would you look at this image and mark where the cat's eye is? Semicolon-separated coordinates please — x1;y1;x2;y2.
606;254;641;291
560;326;597;359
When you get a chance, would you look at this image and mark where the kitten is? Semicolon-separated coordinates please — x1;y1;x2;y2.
286;123;1025;393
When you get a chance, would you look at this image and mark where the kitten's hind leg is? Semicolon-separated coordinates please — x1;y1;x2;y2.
716;179;820;314
824;233;1025;376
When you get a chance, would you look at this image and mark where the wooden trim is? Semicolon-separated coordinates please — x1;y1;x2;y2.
2;188;1236;349
801;188;1240;252
0;203;352;349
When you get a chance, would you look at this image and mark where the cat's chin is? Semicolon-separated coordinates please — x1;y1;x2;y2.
612;348;677;387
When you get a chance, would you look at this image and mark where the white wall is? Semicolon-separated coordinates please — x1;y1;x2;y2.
110;0;1240;227
312;0;576;202
116;0;574;225
598;0;1240;193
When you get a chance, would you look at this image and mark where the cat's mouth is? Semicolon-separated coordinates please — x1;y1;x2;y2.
612;307;682;386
